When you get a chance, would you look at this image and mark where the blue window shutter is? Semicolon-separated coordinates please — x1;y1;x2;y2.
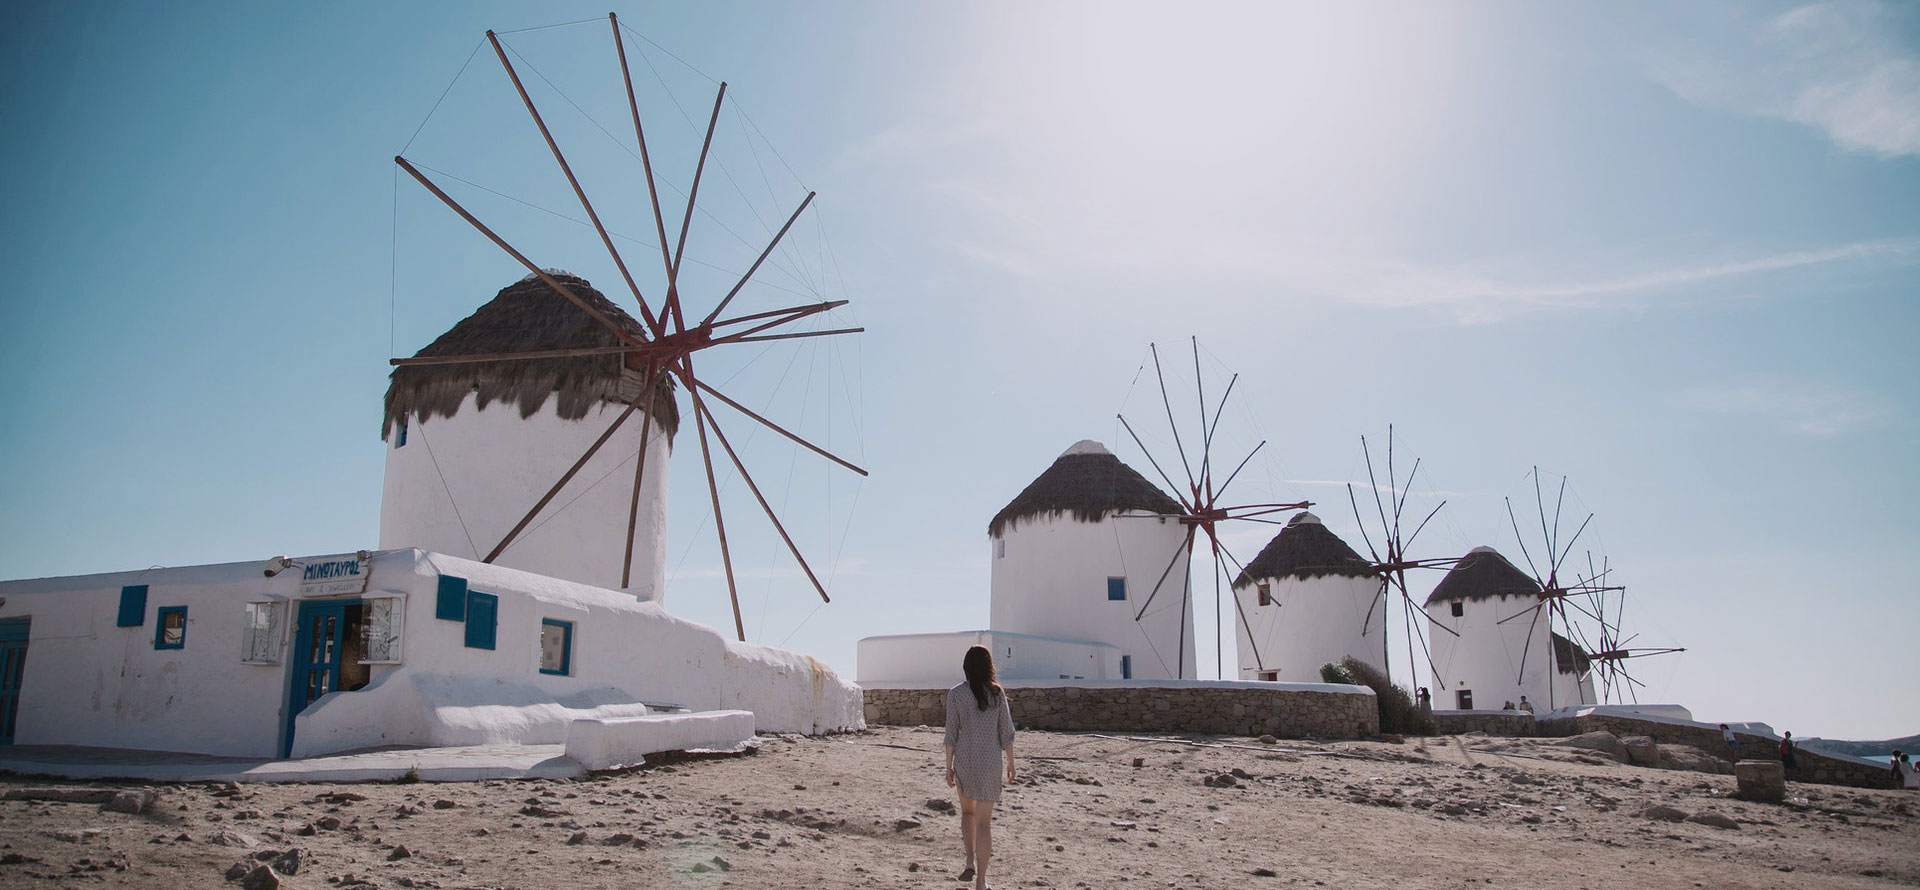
117;585;148;627
1121;655;1131;680
1107;577;1126;601
464;592;497;650
436;575;468;621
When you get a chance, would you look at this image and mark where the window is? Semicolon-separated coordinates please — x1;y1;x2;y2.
1450;600;1464;618
394;420;408;448
362;596;405;664
155;606;187;650
995;537;1005;559
539;619;573;675
1258;670;1278;681
1257;582;1271;607
1120;655;1131;680
464;591;498;650
241;601;286;664
1456;689;1474;710
117;585;148;627
435;575;468;621
1107;577;1126;601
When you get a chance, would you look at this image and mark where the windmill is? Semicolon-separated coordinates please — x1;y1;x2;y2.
1490;467;1680;708
1341;426;1466;692
1113;338;1311;679
387;15;866;642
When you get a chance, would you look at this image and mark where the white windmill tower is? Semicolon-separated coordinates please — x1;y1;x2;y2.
379;272;678;600
987;441;1195;681
1422;546;1595;711
1229;513;1382;681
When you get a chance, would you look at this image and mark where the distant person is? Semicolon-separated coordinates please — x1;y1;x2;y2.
944;645;1016;890
1779;731;1797;773
1721;724;1739;765
1892;749;1905;785
1416;687;1432;715
1503;700;1516;711
1518;695;1534;713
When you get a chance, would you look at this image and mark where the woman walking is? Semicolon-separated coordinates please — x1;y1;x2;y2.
945;646;1016;890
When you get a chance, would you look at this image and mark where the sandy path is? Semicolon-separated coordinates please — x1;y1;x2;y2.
0;727;1913;888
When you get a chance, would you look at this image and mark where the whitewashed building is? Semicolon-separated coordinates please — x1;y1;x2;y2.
1230;512;1384;682
0;274;862;760
1422;546;1595;711
859;440;1194;683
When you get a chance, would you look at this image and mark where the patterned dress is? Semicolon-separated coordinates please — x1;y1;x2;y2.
944;682;1016;802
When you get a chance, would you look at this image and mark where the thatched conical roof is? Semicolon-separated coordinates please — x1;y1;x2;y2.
1552;631;1592;675
1232;512;1375;588
382;272;679;439
987;440;1184;537
1423;546;1541;606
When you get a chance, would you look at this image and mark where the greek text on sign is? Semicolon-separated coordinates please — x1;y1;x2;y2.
301;557;369;596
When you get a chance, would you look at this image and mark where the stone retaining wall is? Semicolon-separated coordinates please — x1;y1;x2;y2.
1539;712;1895;790
1430;711;1538;737
863;684;1377;739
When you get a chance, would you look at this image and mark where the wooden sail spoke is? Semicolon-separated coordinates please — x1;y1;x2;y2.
1116;414;1196;515
620;363;661;589
689;389;833;604
1149;343;1199;494
683;361;745;641
487;30;662;338
728;327;864;345
693;379;868;477
1133;527;1195;623
609;13;676;336
703;191;817;326
396;157;643;347
666;82;728;333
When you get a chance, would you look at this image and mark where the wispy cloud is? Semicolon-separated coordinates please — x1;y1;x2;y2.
1651;1;1920;157
1671;380;1894;436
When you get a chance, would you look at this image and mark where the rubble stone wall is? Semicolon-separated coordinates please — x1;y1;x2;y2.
863;684;1378;739
1430;711;1539;737
1539;713;1895;790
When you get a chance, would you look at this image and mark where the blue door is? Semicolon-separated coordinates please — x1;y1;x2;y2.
285;600;356;757
0;617;28;745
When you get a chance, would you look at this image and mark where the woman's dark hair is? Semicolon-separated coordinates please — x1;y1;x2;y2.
963;645;1002;711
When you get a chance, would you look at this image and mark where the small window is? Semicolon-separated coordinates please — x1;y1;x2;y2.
1257;582;1272;607
1457;689;1474;710
362;596;405;664
155;606;187;650
995;537;1006;559
1107;577;1126;601
241;601;286;664
1120;654;1131;680
1258;670;1278;681
117;585;148;627
436;575;468;621
539;619;573;675
1450;600;1464;618
464;591;498;650
394;420;408;448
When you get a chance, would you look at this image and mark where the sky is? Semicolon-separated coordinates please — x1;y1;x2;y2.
1;1;1915;740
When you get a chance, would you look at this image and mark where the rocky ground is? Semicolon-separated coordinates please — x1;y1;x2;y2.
0;727;1914;889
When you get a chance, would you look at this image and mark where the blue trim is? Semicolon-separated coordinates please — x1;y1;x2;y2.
286;599;358;757
0;618;27;745
117;585;147;627
435;575;468;621
464;592;497;650
1107;577;1126;601
1120;654;1131;680
539;619;572;676
154;606;187;650
0;617;27;643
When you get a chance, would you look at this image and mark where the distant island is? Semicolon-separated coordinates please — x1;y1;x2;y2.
1800;733;1920;760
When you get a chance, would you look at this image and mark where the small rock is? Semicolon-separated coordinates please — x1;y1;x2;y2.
239;865;280;890
387;845;412;860
209;832;256;849
894;818;922;831
224;860;252;881
566;832;589;845
1687;812;1740;830
710;856;732;871
1639;805;1690;823
1252;867;1279;878
601;833;636;846
103;790;157;814
1132;757;1145;768
432;799;457;809
1734;761;1786;804
1259;735;1278;744
691;863;712;873
315;816;342;831
925;798;954;813
271;849;302;876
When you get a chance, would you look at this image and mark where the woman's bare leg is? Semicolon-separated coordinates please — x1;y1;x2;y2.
958;796;977;873
973;799;996;889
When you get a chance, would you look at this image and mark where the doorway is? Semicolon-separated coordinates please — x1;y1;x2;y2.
0;617;28;745
284;599;367;757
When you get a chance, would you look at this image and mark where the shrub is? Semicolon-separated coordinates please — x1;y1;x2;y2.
1334;655;1435;736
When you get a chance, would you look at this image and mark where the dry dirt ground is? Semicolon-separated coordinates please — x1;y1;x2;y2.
0;727;1915;889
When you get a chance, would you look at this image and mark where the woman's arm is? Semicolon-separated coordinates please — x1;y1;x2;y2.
945;744;957;788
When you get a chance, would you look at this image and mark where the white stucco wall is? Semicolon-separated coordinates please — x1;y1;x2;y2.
0;548;862;760
0;560;312;757
856;630;1123;686
1425;594;1593;711
380;394;671;601
1232;573;1386;682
